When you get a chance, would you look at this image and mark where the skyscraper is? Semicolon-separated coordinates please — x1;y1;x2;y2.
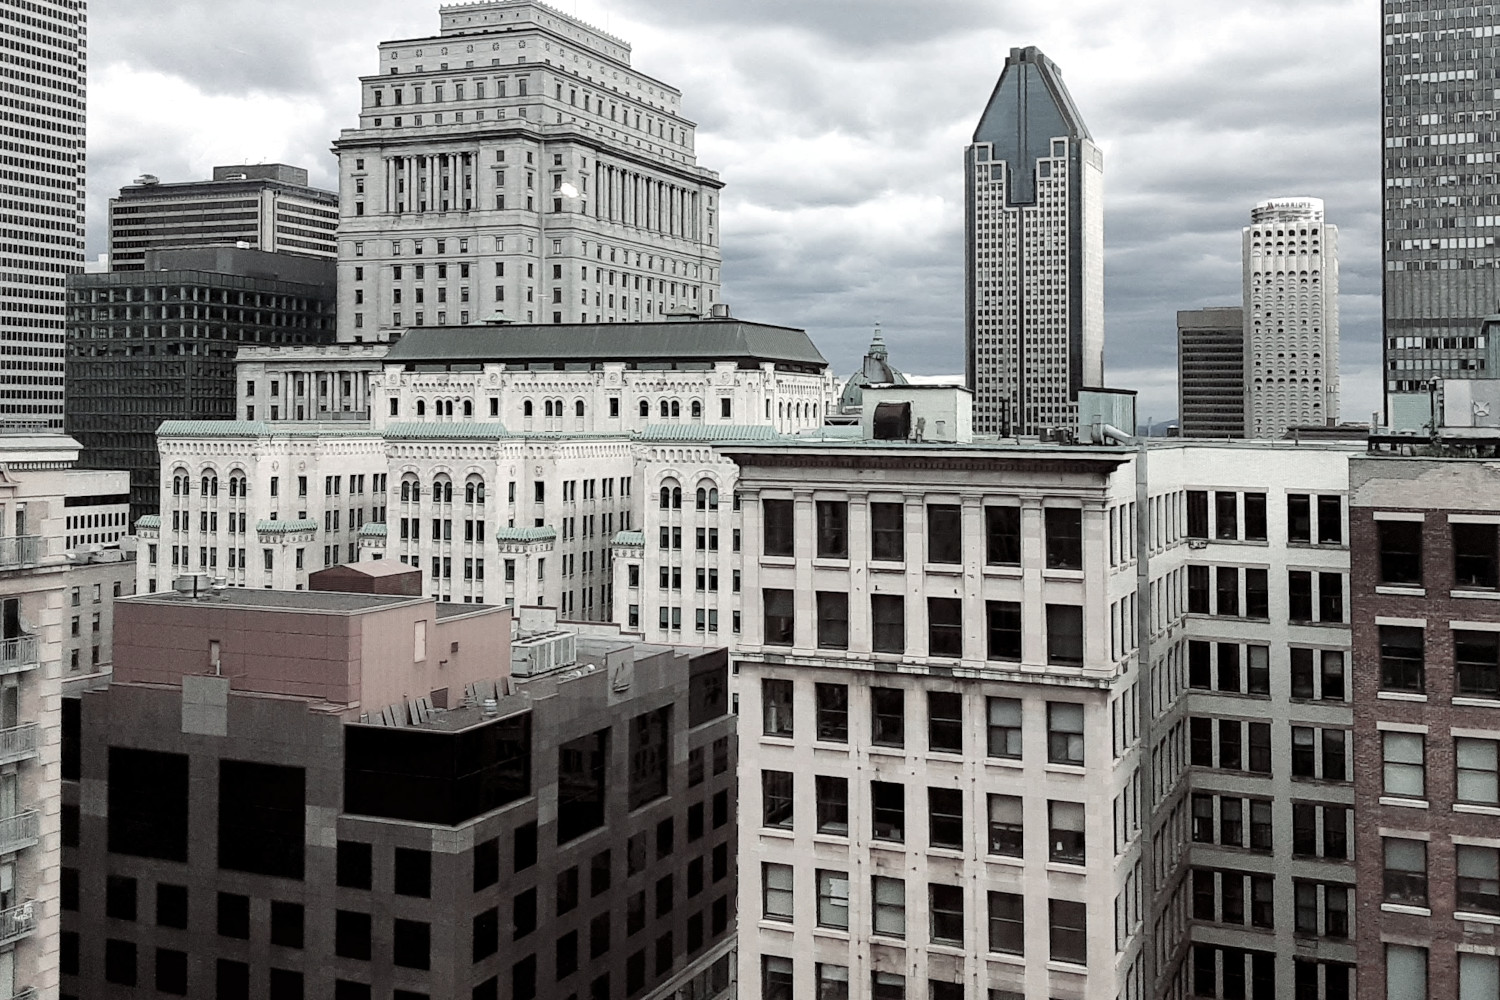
1382;2;1500;407
1176;306;1245;438
1242;198;1340;438
965;46;1103;437
2;0;87;428
333;1;724;342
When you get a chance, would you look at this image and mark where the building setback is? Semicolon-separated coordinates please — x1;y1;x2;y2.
0;0;87;428
60;587;737;1000
333;0;724;342
1176;306;1244;438
965;46;1104;437
1382;1;1500;405
64;248;336;522
107;165;338;272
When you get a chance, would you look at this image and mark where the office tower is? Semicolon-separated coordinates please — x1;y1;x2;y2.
965;45;1103;436
333;1;725;342
1;0;87;428
65;247;336;522
1382;2;1500;406
107;165;338;271
1242;198;1340;438
60;581;736;1000
1177;306;1245;438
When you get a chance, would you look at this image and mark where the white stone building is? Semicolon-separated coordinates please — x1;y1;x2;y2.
234;344;391;423
333;0;724;342
1242;198;1340;438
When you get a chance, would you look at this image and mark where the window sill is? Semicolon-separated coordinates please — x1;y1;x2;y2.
928;942;967;957
812;927;851;942
758;919;795;933
869;560;906;573
1376;585;1426;597
1454;803;1500;817
1378;691;1428;703
812;832;851;844
1380;903;1431;917
984;853;1025;868
1456;911;1500;925
927;846;965;860
1042;568;1086;580
924;563;964;576
869;933;906;947
759;556;795;568
811;558;850;570
1045;763;1088;777
1452;589;1500;601
982;564;1023;577
869;745;907;757
1046;861;1088;874
987;952;1026;968
811;740;850;753
1046;961;1088;976
760;735;795;747
1454;698;1500;709
759;828;796;841
1380;796;1429;810
984;757;1025;771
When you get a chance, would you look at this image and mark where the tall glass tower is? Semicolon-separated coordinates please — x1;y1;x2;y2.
965;46;1103;437
1382;1;1500;408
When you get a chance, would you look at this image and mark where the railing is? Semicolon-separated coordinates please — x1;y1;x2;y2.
10;987;36;1000
0;812;39;856
0;537;41;570
0;637;38;676
0;724;37;766
0;901;37;946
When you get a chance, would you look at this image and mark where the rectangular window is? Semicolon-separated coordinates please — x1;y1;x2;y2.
927;787;963;849
1188;564;1210;614
815;775;849;835
1383;837;1427;905
1187;490;1209;539
1045;508;1083;569
1288;494;1311;543
985;506;1021;565
816;501;848;558
986;601;1022;661
1215;492;1238;539
870;502;904;561
871;782;904;842
1047;702;1084;765
1460;953;1498;1000
763;499;794;557
1245;568;1268;618
1457;845;1500;915
927;692;962;753
1379;625;1424;693
1383;731;1426;799
1216;566;1240;616
988;794;1023;856
1244;493;1267;540
987;698;1022;759
1048;800;1086;864
872;876;905;938
928;597;962;658
871;688;904;747
1378;519;1423;585
816;592;849;650
871;594;905;653
762;863;793;922
763;589;794;647
761;770;793;829
815;683;848;742
1318;571;1343;622
1288;570;1313;621
1458;629;1500;699
816;870;850;928
1317;495;1342;544
1048;899;1087;965
1456;522;1499;589
928;883;964;944
987;891;1024;955
1386;945;1427;1000
1457;737;1500;804
762;679;793;737
926;504;962;563
1046;604;1084;666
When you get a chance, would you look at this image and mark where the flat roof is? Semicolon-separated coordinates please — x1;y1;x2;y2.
124;589;427;614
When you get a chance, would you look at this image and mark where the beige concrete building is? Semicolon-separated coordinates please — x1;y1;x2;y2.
333;0;724;342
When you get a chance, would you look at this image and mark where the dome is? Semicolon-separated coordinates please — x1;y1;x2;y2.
840;325;909;412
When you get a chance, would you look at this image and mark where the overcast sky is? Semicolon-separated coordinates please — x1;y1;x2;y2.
89;0;1380;423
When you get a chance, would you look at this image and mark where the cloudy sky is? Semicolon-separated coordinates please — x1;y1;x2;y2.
89;0;1379;423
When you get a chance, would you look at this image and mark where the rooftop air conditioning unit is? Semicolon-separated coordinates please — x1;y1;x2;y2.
511;630;578;677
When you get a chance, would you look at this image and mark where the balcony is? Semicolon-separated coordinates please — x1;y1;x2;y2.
0;537;41;571
0;638;37;677
0;902;36;947
0;812;39;856
0;725;37;766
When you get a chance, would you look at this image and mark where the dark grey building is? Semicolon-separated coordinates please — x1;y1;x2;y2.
1382;2;1500;405
65;247;336;521
1177;306;1245;438
60;588;736;1000
965;46;1104;436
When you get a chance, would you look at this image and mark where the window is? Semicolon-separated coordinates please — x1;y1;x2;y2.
762;956;793;1000
762;770;793;829
816;683;848;742
762;679;793;736
987;698;1022;759
1317;495;1342;544
763;499;794;556
1456;522;1500;588
1047;702;1084;765
1245;568;1269;618
1215;492;1238;539
871;594;904;654
394;848;431;898
872;876;905;938
816;965;850;1000
1045;508;1083;569
816;870;850;929
1288;570;1313;621
1291;647;1347;701
1380;839;1428;905
928;597;962;657
1187;490;1209;538
816;501;848;558
1379;625;1424;693
1457;737;1500;804
871;781;904;842
1048;800;1086;864
927;504;961;563
815;776;849;835
762;863;793;921
985;601;1022;661
1244;493;1267;540
1385;944;1427;1000
1457;630;1500;699
987;890;1024;955
929;883;964;944
871;502;904;560
1460;953;1499;1000
871;688;904;747
1048;899;1087;965
1288;494;1311;543
987;794;1023;857
1188;565;1209;613
1458;845;1500;915
1216;566;1240;616
763;589;794;647
1046;604;1084;666
1319;571;1344;622
817;592;849;649
928;692;962;752
872;972;906;1000
928;787;963;849
986;506;1021;565
1383;731;1425;799
1378;519;1423;585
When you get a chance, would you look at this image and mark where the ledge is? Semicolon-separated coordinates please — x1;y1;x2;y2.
1381;903;1431;917
1380;796;1429;810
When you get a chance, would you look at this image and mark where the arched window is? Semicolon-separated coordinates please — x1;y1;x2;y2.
229;474;246;499
401;481;412;502
544;400;554;417
660;400;670;418
463;399;473;417
639;400;650;418
671;487;682;509
411;482;422;502
709;488;719;510
416;400;426;416
202;475;217;497
466;482;476;504
660;486;672;509
575;400;585;417
671;401;681;418
476;482;486;503
696;488;707;510
691;400;702;419
524;400;534;416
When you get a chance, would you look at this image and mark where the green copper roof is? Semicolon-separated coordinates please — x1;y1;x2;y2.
158;420;270;438
256;519;319;534
383;421;511;440
358;523;388;537
135;515;160;530
635;424;783;443
612;530;645;547
495;526;557;543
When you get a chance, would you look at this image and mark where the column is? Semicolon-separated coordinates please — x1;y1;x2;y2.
1020;495;1045;670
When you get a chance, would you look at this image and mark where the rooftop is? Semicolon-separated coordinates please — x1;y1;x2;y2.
123;588;427;615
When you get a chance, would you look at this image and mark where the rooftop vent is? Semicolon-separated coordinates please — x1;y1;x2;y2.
134;174;159;186
872;401;912;441
709;302;731;320
512;630;578;677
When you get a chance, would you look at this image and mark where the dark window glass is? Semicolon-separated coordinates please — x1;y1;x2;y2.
1288;494;1311;543
1187;490;1209;539
1245;568;1268;618
1045;604;1084;666
928;597;962;658
217;959;250;1000
627;706;671;809
816;683;848;741
335;910;372;960
1217;643;1241;693
1248;723;1271;773
871;781;904;841
513;888;537;939
871;594;904;653
985;506;1021;565
156;884;188;929
1290;648;1315;699
1048;800;1086;863
928;787;963;849
816;775;849;835
986;601;1021;661
871;502;904;561
1216;566;1240;616
473;837;499;891
817;592;849;649
557;729;609;843
762;770;794;829
871;688;904;747
218;759;305;879
270;900;304;949
1188;565;1210;614
1318;572;1343;622
927;504;962;563
557;866;580;914
1380;625;1425;693
1215;492;1238;540
1045;508;1083;569
1456;522;1500;589
105;874;136;921
1189;641;1211;689
394;847;432;898
1378;519;1423;585
393;918;431;970
473;907;499;961
762;678;793;737
816;501;848;558
763;589;794;646
1317;495;1342;544
1288;570;1313;621
217;892;250;939
1383;838;1427;905
688;656;728;726
591;850;612;896
1048;899;1087;965
514;822;537;871
107;747;189;862
105;939;137;986
1458;630;1500;699
928;692;962;753
156;948;188;995
1244;493;1267;540
763;499;794;556
988;794;1023;856
929;883;964;943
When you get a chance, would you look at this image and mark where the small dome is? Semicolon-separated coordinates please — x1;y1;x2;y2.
840;325;909;411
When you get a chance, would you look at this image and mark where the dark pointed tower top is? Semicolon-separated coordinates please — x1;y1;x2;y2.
972;46;1092;204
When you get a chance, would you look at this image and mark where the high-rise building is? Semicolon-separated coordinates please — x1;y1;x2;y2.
1381;2;1500;406
107;165;338;272
1242;198;1340;438
1176;306;1244;438
965;45;1103;437
332;1;725;343
1;0;87;429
